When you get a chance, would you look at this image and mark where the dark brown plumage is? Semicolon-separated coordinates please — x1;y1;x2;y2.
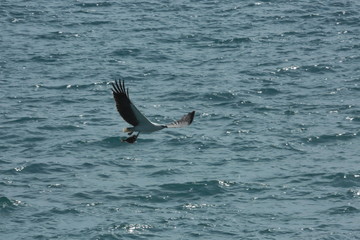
111;80;138;126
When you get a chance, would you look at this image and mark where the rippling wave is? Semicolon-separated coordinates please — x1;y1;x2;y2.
1;0;360;239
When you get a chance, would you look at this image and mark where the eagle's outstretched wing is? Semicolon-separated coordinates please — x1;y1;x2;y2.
166;111;195;128
111;80;152;127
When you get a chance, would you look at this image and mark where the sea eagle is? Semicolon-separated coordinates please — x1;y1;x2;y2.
111;80;195;143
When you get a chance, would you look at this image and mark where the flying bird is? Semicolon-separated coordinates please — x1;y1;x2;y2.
111;80;195;143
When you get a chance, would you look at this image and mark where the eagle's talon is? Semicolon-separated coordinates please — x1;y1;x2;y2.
122;132;139;143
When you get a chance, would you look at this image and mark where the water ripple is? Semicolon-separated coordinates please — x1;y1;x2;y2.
2;0;360;239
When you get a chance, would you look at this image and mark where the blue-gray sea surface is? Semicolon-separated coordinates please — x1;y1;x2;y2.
1;0;360;239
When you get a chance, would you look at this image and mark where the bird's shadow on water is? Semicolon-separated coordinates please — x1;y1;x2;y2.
97;136;155;148
87;131;192;148
98;136;124;148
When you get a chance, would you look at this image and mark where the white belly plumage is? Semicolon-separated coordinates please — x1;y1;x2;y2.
124;122;166;133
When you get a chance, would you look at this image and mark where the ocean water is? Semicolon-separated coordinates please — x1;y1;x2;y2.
1;0;360;239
